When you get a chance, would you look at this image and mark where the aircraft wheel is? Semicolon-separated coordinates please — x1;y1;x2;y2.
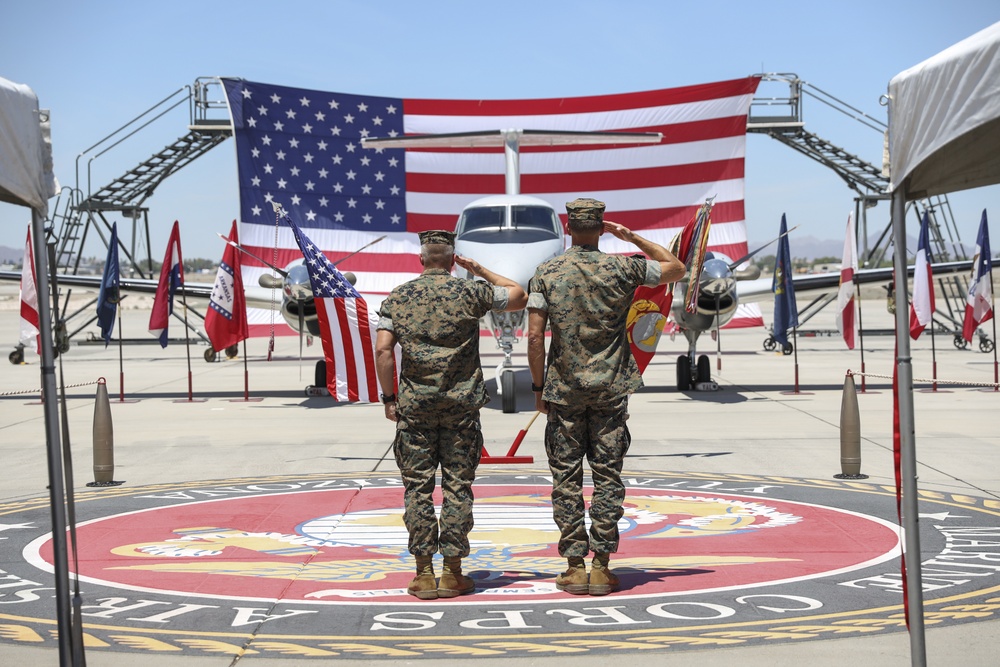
204;348;217;363
9;347;24;365
315;360;327;388
676;355;692;391
762;336;777;352
954;334;968;350
696;355;711;383
782;343;793;356
980;337;995;353
501;371;517;414
225;344;239;359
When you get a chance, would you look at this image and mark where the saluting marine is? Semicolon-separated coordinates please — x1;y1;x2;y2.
527;198;684;595
375;229;527;600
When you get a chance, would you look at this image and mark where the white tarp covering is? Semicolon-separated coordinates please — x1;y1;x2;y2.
888;21;1000;199
0;76;58;213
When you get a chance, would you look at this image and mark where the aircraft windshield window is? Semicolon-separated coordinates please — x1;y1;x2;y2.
511;206;560;235
459;206;505;233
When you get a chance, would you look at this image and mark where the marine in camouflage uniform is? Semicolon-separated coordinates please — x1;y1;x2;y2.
527;198;685;595
375;229;527;599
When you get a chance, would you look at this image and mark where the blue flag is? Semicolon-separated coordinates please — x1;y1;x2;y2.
772;214;798;347
97;222;120;347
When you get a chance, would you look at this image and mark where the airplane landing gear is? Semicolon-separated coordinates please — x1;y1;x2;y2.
499;367;516;414
676;354;691;391
677;354;719;392
305;360;331;397
9;344;25;365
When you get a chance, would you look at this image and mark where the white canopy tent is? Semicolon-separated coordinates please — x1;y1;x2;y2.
0;76;77;664
0;77;58;210
889;21;1000;198
886;20;1000;667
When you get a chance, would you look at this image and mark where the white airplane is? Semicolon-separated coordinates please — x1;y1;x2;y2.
361;129;662;412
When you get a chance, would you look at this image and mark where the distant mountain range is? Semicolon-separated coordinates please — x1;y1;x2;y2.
749;234;973;262
0;245;23;263
748;235;845;261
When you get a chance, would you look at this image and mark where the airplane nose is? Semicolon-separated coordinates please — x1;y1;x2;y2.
699;259;736;296
284;264;313;302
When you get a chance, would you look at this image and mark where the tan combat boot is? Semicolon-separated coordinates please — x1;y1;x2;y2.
555;556;589;594
438;556;475;598
407;555;438;600
589;553;619;595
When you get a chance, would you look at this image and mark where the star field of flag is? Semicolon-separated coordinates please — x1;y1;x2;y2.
227;80;407;233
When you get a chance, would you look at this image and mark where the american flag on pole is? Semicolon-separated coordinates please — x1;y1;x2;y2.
275;204;383;403
220;76;763;333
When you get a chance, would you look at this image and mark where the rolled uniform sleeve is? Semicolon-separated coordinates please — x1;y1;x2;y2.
527;275;548;312
491;285;509;312
377;299;394;332
643;259;662;287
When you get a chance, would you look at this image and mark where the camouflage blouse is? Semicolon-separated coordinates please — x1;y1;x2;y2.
378;268;507;411
528;245;660;404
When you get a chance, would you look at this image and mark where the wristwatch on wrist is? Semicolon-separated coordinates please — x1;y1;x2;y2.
531;383;543;392
380;393;396;404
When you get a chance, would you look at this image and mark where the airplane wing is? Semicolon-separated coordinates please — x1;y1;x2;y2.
735;259;973;303
0;269;214;300
362;129;663;149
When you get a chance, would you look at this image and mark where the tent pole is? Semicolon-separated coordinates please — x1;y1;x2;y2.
891;191;927;666
32;209;74;666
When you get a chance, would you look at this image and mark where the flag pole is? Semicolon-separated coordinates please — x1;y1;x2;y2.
855;274;867;393
992;294;998;392
243;339;250;401
117;302;124;402
181;289;194;401
929;317;938;392
792;326;800;393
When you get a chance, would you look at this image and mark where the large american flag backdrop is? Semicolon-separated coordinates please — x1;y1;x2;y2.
220;76;764;333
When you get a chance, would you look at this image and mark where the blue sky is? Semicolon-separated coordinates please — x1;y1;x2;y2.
2;0;999;261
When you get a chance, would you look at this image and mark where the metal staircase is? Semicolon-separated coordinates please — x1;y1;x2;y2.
748;73;984;348
51;79;232;340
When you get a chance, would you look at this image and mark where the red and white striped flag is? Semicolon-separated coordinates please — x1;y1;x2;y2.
909;211;935;340
220;76;764;334
836;213;858;349
18;225;40;354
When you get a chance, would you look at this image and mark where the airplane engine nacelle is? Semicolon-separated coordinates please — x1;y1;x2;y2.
671;256;739;333
280;263;321;336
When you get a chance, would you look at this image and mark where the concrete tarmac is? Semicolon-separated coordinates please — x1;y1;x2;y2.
1;287;998;666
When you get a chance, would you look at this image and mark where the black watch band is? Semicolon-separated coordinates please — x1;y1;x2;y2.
380;393;396;404
531;383;543;392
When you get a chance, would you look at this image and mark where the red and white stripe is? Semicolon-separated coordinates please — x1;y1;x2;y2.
836;213;857;349
18;225;40;353
316;296;380;402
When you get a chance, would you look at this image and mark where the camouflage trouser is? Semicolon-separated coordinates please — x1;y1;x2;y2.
393;408;483;558
544;396;631;558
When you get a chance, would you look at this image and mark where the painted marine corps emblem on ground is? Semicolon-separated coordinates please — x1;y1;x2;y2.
2;471;1000;659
